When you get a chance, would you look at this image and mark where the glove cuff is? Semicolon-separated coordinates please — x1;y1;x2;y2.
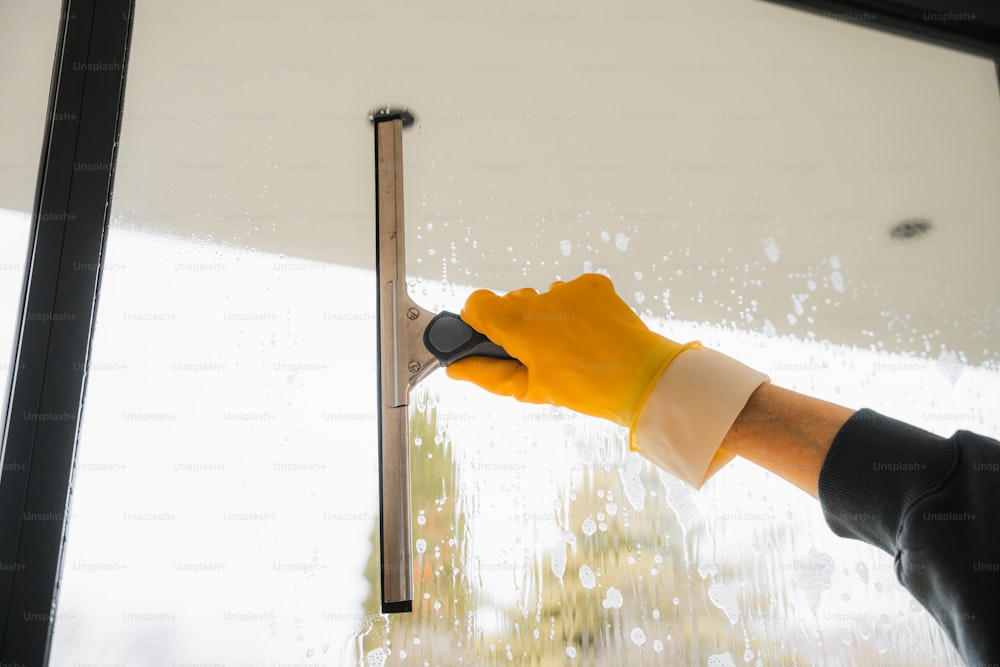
628;347;769;489
618;338;702;426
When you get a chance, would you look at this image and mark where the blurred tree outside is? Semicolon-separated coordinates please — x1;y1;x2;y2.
357;389;942;666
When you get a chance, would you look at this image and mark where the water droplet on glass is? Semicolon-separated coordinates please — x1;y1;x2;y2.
762;237;781;263
708;582;740;623
794;548;835;612
602;586;624;609
707;652;736;667
550;541;567;578
660;471;697;533
365;648;388;667
621;457;646;511
830;270;844;293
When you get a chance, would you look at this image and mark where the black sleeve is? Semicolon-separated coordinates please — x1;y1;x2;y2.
818;408;1000;666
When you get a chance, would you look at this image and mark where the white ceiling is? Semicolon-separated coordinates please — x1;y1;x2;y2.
3;0;999;363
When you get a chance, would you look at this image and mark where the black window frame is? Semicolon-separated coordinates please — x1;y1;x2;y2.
763;0;1000;65
0;0;994;663
0;0;134;663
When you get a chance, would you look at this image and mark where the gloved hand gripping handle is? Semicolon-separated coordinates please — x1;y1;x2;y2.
424;311;515;366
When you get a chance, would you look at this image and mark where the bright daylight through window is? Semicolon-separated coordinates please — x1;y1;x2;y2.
49;228;997;665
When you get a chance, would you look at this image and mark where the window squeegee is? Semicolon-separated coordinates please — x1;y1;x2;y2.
373;109;514;613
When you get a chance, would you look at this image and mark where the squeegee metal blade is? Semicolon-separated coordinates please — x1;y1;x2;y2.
375;117;413;613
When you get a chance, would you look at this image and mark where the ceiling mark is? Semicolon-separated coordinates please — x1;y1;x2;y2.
889;217;932;241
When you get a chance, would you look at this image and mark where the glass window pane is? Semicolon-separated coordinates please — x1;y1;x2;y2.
51;235;378;661
0;1;62;413
50;1;999;665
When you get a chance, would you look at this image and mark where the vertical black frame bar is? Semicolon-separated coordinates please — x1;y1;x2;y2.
0;0;133;663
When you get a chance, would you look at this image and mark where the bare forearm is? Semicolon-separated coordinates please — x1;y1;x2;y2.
718;383;856;498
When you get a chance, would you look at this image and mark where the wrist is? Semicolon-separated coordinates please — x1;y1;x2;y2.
629;347;769;488
722;383;854;498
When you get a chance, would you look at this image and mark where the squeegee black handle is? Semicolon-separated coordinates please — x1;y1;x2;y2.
424;311;517;366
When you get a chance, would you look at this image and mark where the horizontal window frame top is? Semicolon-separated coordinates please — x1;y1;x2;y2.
761;0;1000;62
0;0;134;664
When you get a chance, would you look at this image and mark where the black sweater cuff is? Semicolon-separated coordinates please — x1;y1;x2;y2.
817;408;957;554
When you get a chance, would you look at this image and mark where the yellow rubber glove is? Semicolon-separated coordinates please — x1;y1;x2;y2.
445;273;700;429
